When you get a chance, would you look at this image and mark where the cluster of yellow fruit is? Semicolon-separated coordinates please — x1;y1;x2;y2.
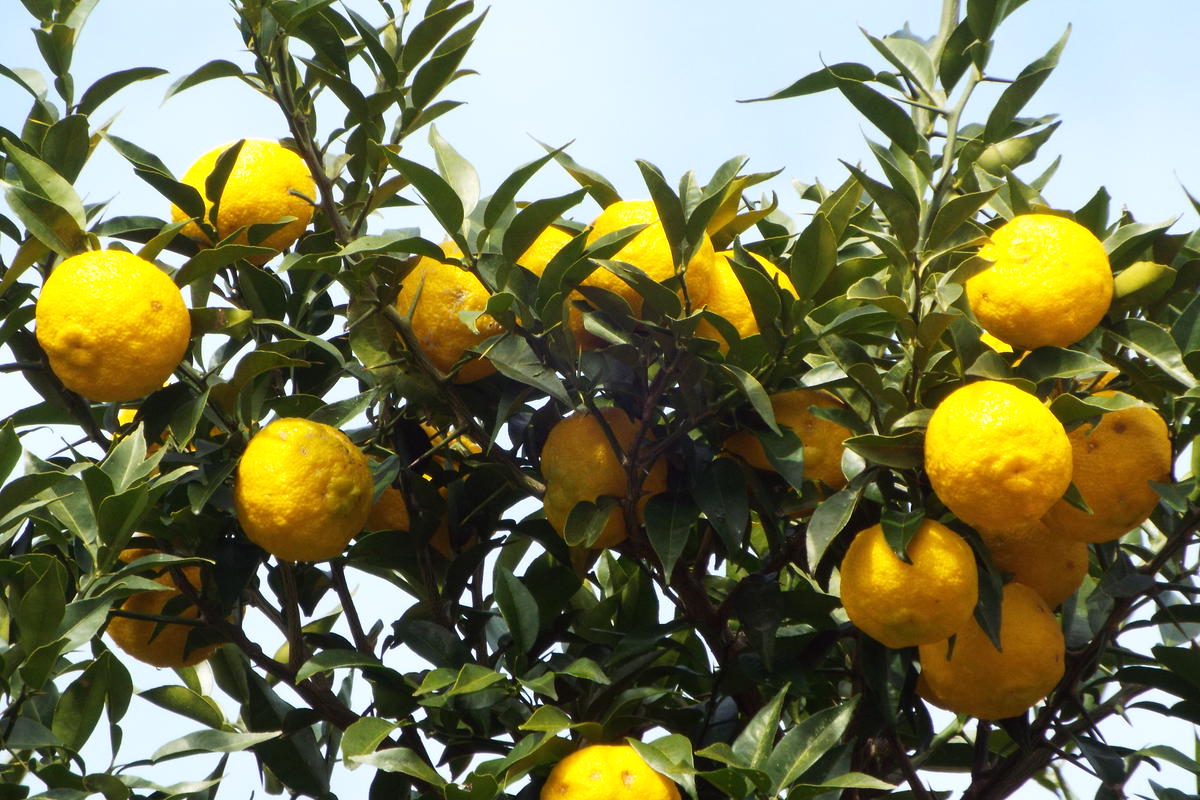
34;139;315;403
395;199;798;381
839;214;1172;719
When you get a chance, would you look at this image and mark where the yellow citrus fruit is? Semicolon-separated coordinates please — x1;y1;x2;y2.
918;582;1065;720
396;242;503;383
839;519;978;649
979;330;1014;354
35;250;191;402
581;199;717;317
517;225;576;274
234;418;373;561
696;250;797;351
170;139;315;259
106;548;218;668
724;388;852;489
366;484;456;559
542;407;668;549
924;380;1072;529
967;213;1113;350
540;743;680;800
977;519;1087;608
1042;392;1172;543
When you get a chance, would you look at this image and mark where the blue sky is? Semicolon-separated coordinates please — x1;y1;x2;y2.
2;1;1199;797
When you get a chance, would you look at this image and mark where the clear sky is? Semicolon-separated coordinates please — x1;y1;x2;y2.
1;1;1198;797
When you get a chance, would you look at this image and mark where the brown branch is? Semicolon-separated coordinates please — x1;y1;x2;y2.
331;561;373;654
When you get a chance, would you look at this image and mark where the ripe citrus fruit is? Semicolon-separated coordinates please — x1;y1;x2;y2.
541;407;668;549
1041;392;1172;543
918;581;1065;720
366;484;456;558
581;199;717;318
234;418;373;561
839;519;978;649
106;548;218;668
517;225;576;274
696;250;797;351
35;249;191;402
170;139;316;259
977;519;1087;608
967;213;1113;350
541;743;680;800
924;380;1072;529
724;388;852;489
395;242;503;383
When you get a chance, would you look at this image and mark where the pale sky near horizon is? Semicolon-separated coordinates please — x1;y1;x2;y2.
2;1;1199;798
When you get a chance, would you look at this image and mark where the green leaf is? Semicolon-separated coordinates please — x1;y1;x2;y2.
77;67;166;114
643;493;698;578
720;364;778;433
1105;220;1176;272
139;685;225;729
429;125;480;218
163;59;245;100
2;183;87;257
52;653;114;752
983;28;1070;142
341;717;398;761
1015;347;1111;381
789;213;838;302
786;773;896;799
295;649;382;682
351;748;447;788
880;509;924;562
562;497;618;548
384;151;464;236
559;657;611;684
743;62;875;103
500;190;586;264
537;139;621;208
733;685;788;770
833;72;921;156
628;736;697;800
519;705;573;733
0;419;20;484
806;477;867;572
691;458;749;556
446;663;505;696
926;188;997;251
1109;319;1197;389
843;431;923;469
153;730;281;762
841;162;918;252
494;565;539;655
764;698;859;794
485;334;570;404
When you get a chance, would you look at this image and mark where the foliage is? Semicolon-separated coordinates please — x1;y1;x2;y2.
2;1;1200;799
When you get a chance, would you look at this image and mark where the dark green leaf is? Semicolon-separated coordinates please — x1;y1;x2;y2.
841;162;918;252
563;496;618;548
139;685;225;729
501;189;586;265
765;698;859;793
843;432;923;469
536;139;621;208
485;334;570;404
295;650;382;682
807;477;866;572
880;509;924;562
77;67;166;114
153;730;280;762
983;28;1070;142
163;59;245;100
430;125;480;218
494;565;539;654
351;748;446;788
383;151;464;235
643;493;698;578
691;458;749;556
743;62;875;103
